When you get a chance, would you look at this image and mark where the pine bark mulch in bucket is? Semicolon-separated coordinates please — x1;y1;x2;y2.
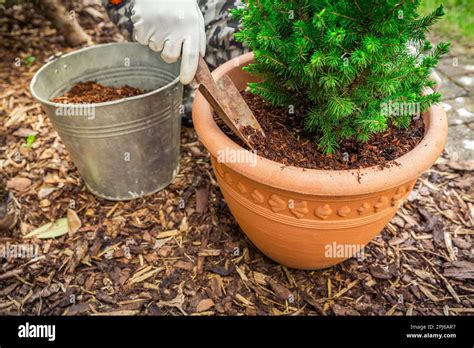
219;91;425;171
51;81;148;104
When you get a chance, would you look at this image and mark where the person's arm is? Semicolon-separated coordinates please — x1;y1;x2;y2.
100;0;135;41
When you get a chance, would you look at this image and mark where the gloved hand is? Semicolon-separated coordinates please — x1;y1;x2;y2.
131;0;206;84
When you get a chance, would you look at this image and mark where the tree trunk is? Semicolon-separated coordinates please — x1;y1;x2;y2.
34;0;93;47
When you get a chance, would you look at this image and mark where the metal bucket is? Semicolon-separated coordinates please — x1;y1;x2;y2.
30;43;183;201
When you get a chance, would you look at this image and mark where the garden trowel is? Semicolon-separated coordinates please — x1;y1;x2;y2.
195;58;265;149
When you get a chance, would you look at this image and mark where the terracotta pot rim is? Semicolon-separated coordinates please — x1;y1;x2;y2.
192;52;448;196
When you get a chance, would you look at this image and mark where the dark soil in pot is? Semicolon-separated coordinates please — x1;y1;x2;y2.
217;91;425;171
51;81;148;104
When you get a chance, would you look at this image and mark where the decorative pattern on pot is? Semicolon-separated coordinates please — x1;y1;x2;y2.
374;196;390;212
391;187;407;206
315;204;332;220
236;182;247;194
251;189;265;204
289;200;309;219
357;202;371;215
212;159;415;222
337;206;351;217
268;195;286;213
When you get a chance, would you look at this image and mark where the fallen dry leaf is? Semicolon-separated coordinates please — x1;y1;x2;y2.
24;218;69;239
67;209;82;237
7;177;31;192
38;185;56;199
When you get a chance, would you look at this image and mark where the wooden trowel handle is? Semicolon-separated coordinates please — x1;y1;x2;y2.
195;58;219;98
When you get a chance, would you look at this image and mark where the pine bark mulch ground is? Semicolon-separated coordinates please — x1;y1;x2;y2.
0;2;473;316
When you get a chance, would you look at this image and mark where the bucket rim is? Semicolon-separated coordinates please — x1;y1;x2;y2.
30;42;181;108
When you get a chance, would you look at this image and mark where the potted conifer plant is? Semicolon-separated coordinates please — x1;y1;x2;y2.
192;0;449;269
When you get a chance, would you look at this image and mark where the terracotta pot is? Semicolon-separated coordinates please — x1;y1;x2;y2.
192;52;448;270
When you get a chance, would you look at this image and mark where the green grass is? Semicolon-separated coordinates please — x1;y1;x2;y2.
419;0;474;45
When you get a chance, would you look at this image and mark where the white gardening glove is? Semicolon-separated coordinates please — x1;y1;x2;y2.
131;0;206;84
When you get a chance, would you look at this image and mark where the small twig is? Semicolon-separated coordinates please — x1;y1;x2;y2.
420;253;461;303
0;255;45;281
0;268;23;281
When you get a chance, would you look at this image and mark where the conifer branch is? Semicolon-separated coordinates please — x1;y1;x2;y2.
234;0;449;154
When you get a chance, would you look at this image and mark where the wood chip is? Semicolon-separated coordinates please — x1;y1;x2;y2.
196;299;215;312
156;230;180;239
443;261;474;280
333;280;359;299
174;260;194;271
369;265;392;279
235;293;254;307
197;249;220;257
418;284;439;302
266;278;293;302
